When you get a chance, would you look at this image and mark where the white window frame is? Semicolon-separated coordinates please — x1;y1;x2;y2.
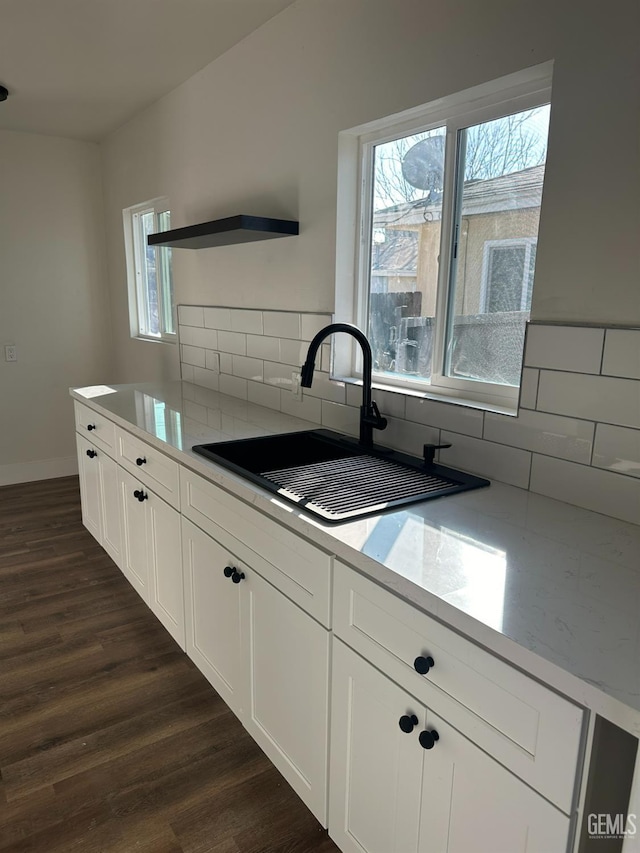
479;237;538;313
123;197;175;343
334;62;553;411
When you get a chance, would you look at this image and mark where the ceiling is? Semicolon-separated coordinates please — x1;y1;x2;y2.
0;0;297;142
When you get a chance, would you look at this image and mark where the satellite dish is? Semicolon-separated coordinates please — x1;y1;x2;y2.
401;136;444;191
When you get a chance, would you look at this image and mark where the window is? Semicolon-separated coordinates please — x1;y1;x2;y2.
123;198;175;342
335;63;552;408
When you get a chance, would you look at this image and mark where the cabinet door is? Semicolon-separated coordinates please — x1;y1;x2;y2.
331;641;571;853
182;518;244;715
147;491;183;649
98;451;123;569
118;467;150;603
243;569;330;825
77;435;102;542
422;711;570;853
330;638;425;853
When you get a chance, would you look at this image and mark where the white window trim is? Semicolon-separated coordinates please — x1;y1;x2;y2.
334;61;553;412
479;238;537;313
123;197;175;343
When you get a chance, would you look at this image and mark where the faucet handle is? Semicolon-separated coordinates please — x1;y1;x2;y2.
423;442;452;467
371;401;387;429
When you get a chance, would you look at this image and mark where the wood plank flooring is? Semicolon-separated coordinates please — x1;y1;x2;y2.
0;476;339;853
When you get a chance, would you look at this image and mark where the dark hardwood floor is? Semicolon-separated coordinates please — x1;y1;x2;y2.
0;476;339;853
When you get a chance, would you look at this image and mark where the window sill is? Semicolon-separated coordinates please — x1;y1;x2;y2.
334;374;519;417
132;334;176;346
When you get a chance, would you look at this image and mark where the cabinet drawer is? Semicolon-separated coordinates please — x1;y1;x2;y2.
116;427;180;509
181;467;332;626
74;401;116;455
333;561;584;813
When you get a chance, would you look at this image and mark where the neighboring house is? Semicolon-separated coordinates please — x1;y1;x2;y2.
370;164;544;382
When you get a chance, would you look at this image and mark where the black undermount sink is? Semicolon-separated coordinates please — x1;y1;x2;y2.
192;429;489;524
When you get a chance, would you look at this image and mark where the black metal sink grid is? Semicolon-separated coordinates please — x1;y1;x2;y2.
192;429;489;523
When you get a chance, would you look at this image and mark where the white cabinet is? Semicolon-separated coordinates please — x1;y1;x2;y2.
244;566;330;825
181;513;330;826
118;466;184;650
330;639;571;853
182;518;244;714
76;433;123;568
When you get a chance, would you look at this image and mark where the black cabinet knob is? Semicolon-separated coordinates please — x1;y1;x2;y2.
231;570;245;584
87;424;96;431
86;449;97;458
223;566;234;578
414;655;435;675
398;714;419;734
419;729;440;750
136;457;147;466
133;489;148;502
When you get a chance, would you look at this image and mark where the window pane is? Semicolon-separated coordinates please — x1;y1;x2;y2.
140;211;160;336
445;105;550;387
157;211;174;335
367;127;446;381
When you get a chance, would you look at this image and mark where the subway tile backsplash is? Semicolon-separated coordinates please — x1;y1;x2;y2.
178;307;640;526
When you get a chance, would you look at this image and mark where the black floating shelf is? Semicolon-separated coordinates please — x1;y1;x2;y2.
147;214;299;249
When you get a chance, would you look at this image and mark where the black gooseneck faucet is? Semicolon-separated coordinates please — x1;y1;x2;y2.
300;323;388;449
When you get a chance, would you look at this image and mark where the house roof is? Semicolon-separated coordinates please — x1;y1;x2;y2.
374;164;546;228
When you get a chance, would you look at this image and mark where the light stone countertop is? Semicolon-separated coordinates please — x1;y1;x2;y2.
71;380;640;735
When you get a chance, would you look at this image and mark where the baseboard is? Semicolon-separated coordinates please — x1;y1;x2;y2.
0;456;78;486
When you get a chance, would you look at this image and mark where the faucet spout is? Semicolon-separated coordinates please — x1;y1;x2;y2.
300;323;387;448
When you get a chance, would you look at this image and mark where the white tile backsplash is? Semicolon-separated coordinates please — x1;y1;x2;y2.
301;371;346;404
247;334;281;361
301;313;332;341
232;354;264;382
192;366;219;391
484;409;594;464
530;454;640;526
524;324;604;374
602;329;640;380
205;350;220;373
180;307;640;526
181;345;206;368
406;396;484;438
320;401;359;436
178;305;205;327
593;424;640;479
537;371;640;429
518;368;539;410
382;418;439;457
263;311;301;339
441;431;532;489
217;330;247;356
180;325;218;349
281;391;321;423
230;309;263;334
219;374;248;400
280;338;309;367
248;380;281;411
204;307;232;330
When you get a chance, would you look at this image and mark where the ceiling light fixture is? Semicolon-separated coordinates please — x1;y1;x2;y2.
0;86;8;101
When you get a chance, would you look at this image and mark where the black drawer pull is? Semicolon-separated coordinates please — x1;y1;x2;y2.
87;424;96;431
231;570;245;584
419;729;439;750
414;655;434;675
223;566;234;578
86;449;97;459
398;714;419;734
133;489;148;502
136;457;147;466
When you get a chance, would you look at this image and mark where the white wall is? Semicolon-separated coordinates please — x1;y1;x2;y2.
101;0;640;384
0;130;113;484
